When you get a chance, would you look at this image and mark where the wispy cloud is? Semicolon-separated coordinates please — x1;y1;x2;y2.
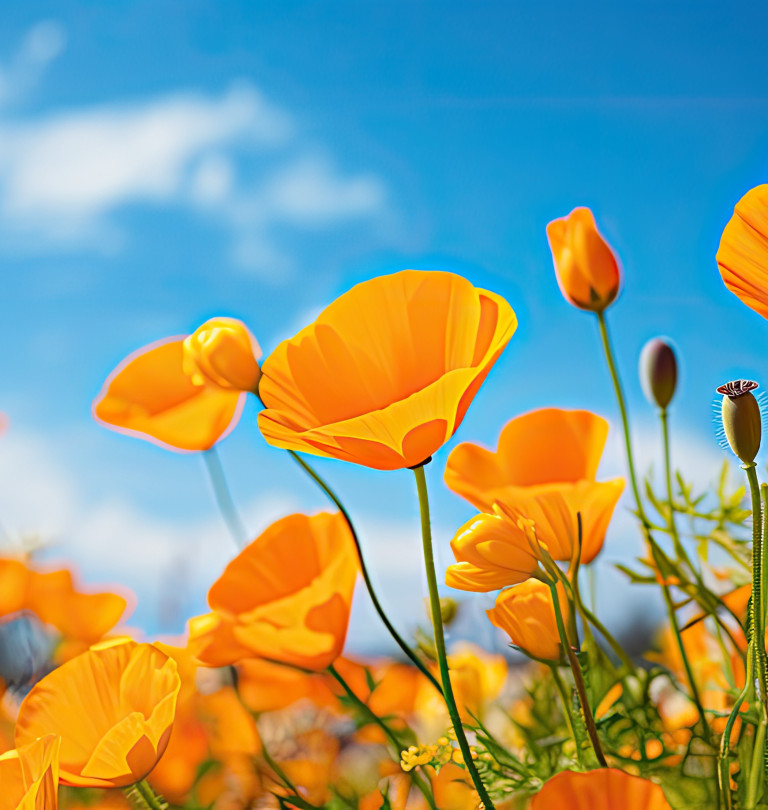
0;24;388;280
0;20;66;108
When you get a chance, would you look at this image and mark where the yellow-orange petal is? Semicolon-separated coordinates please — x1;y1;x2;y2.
189;512;358;670
446;512;540;593
183;317;262;392
486;579;567;662
15;640;180;789
717;184;768;320
445;408;610;510
258;270;517;470
93;337;245;452
0;735;60;810
530;768;672;809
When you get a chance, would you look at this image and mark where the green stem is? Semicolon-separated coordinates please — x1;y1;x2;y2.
549;581;607;767
549;664;581;764
202;447;247;547
596;310;646;525
286;449;442;695
578;599;634;673
124;780;168;810
327;663;438;810
746;718;767;809
745;465;768;720
719;644;753;810
412;464;495;810
261;744;300;795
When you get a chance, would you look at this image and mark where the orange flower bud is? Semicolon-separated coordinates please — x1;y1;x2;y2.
546;208;621;312
183;317;262;393
486;579;568;662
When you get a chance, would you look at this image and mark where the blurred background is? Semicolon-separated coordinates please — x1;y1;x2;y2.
0;0;766;656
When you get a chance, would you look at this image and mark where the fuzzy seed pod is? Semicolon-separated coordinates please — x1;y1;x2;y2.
717;380;761;465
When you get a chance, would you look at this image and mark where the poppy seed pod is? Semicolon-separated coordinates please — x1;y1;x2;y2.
639;338;678;409
183;317;262;393
717;380;761;465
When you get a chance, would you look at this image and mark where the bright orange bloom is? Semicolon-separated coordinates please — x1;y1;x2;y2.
258;270;517;470
15;640;180;789
0;557;129;646
530;768;672;809
236;658;336;714
445;408;624;567
717;184;768;320
546;207;621;312
188;512;358;670
486;579;567;662
93;336;245;452
183;317;262;392
0;735;60;810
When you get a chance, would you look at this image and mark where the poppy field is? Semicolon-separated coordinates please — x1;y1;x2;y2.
4;188;768;810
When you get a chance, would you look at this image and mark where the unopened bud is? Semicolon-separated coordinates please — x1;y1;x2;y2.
439;597;458;626
640;338;678;409
183;317;262;392
717;380;761;465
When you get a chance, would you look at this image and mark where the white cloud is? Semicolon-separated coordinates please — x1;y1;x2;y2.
0;25;389;279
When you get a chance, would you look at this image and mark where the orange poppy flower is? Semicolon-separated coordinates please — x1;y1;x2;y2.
93;336;245;452
188;512;358;670
486;579;567;662
445;408;624;565
530;768;672;809
0;734;60;810
0;557;129;646
183;317;262;392
257;270;517;470
717;184;768;320
15;640;180;789
546;207;621;312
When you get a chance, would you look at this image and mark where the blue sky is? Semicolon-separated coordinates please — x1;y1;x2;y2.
0;1;766;654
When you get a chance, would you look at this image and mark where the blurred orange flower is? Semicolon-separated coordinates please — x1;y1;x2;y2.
546;207;621;312
236;658;336;714
717;184;768;320
0;734;59;810
530;768;672;809
188;512;358;670
183;317;262;392
15;640;180;788
0;557;130;647
258;269;517;470
93;335;245;452
445;408;624;566
486;579;567;662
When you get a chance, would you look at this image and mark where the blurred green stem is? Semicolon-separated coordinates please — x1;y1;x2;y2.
203;447;247;547
413;463;496;810
124;780;167;810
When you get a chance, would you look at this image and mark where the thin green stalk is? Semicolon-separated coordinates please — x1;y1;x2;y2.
286;449;442;695
124;780;168;810
719;644;753;810
203;447;247;547
413;463;495;810
596;310;646;524
261;744;300;795
549;664;581;764
745;465;768;720
578;599;634;673
548;580;607;767
327;663;438;810
596;312;707;738
746;718;767;809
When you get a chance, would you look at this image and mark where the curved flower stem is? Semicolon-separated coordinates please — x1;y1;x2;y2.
548;664;581;764
124;780;168;810
596;312;707;738
286;450;443;695
202;447;247;547
261;744;301;795
412;463;495;810
327;663;438;810
719;646;754;809
577;598;634;673
548;581;607;767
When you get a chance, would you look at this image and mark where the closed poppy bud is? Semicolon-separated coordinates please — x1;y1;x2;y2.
718;380;762;465
183;317;262;393
0;734;60;810
15;639;181;789
546;208;621;312
640;338;678;409
486;579;568;662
